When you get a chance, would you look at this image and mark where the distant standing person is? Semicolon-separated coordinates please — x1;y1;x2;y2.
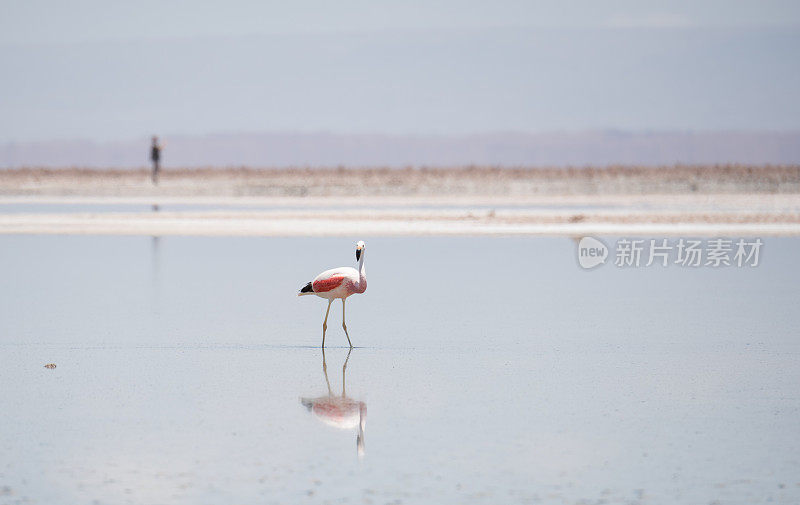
150;136;162;185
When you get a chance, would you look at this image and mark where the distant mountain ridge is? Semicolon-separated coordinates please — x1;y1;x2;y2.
1;131;799;168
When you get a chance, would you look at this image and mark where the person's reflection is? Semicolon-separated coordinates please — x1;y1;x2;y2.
151;203;160;282
151;203;161;314
300;348;367;457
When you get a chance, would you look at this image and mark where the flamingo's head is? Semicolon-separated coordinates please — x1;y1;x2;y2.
355;240;365;261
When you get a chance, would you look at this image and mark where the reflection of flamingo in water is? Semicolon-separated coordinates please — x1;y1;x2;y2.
301;348;367;457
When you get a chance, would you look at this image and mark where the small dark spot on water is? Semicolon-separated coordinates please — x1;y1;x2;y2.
43;363;56;369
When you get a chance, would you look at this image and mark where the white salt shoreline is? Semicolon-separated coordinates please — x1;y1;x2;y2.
1;192;798;236
0;212;798;236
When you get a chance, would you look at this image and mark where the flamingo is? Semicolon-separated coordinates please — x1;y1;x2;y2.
298;241;367;348
300;348;367;457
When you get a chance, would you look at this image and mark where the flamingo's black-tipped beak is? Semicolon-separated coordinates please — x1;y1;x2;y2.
355;241;365;261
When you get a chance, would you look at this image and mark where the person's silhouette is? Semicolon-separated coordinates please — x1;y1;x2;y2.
150;136;162;185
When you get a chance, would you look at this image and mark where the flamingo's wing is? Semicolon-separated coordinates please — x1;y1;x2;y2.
312;267;353;293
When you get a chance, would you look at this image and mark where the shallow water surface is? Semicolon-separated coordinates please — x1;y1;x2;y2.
1;236;799;504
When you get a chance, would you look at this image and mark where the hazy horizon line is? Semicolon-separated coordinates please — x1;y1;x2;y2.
4;128;800;146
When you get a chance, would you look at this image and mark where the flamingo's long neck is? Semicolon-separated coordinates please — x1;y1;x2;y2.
357;251;366;288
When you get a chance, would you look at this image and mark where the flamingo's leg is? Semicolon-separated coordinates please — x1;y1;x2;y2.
322;299;332;348
342;298;353;348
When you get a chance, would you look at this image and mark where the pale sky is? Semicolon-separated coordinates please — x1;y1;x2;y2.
3;0;799;44
1;1;799;141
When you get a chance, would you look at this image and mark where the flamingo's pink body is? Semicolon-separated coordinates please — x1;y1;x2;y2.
305;397;366;430
301;349;366;456
298;241;367;347
310;268;367;299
